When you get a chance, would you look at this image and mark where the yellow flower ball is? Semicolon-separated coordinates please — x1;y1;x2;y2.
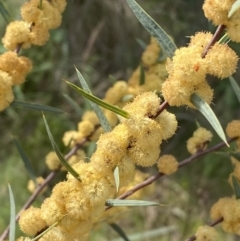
226;120;240;138
157;155;178;175
195;225;218;241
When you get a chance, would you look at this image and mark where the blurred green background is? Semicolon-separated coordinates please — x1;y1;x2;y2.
0;0;240;240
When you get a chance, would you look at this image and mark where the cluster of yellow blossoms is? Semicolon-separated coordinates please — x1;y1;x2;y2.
203;0;240;42
162;31;238;107
19;91;178;241
0;0;67;111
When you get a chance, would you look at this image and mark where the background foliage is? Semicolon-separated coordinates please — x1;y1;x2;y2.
0;0;240;240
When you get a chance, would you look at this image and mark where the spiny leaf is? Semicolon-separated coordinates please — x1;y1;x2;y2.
106;199;160;207
8;184;16;241
232;175;240;199
191;93;228;146
0;0;13;23
228;0;240;18
114;166;120;193
43;114;81;181
125;0;177;58
31;221;59;241
66;81;130;119
109;223;130;241
13;138;37;186
63;94;82;116
11;100;64;114
74;67;112;132
229;76;240;103
139;64;145;85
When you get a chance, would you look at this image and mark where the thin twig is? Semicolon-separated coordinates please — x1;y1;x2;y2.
201;25;225;58
106;137;237;210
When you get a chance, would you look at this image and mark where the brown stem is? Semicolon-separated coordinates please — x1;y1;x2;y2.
149;100;169;119
0;129;96;241
201;25;225;58
106;137;237;210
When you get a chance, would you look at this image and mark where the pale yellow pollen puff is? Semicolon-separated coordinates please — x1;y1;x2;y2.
24;0;62;30
19;206;47;236
226;120;240;138
142;44;160;67
92;123;130;168
104;81;128;105
205;44;238;79
162;79;194;106
0;51;32;85
187;127;213;154
82;110;99;126
157;155;178;175
126;117;163;167
211;196;240;234
195;225;218;241
189;32;213;50
104;109;118;127
228;157;240;187
148;63;168;79
30;23;50;46
169;46;207;85
27;176;47;194
50;0;67;14
16;237;32;241
41;197;66;226
21;0;41;23
0;70;14;111
155;110;178;140
45;151;60;170
78;120;95;137
62;130;84;147
118;156;136;188
202;0;234;26
193;81;213;106
121;91;161;119
63;149;86;170
2;21;31;51
67;163;115;206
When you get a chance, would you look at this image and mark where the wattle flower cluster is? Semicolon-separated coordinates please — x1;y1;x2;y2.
203;0;240;42
0;0;67;111
19;92;178;240
162;32;238;107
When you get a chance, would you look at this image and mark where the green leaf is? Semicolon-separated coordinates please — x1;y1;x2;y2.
13;138;37;186
232;175;240;199
136;38;147;50
229;76;240;103
139;64;145;86
11;100;64;114
66;81;130;119
125;0;177;58
111;226;177;241
190;93;229;146
228;0;240;18
31;221;58;241
63;94;82;116
43;114;81;181
0;0;13;23
114;166;120;193
218;33;231;44
109;223;130;241
8;184;16;241
106;199;160;207
74;68;112;132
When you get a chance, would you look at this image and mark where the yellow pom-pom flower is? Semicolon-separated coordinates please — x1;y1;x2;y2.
19;207;47;236
195;225;218;241
226;120;240;138
187;127;213;154
157;155;178;175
